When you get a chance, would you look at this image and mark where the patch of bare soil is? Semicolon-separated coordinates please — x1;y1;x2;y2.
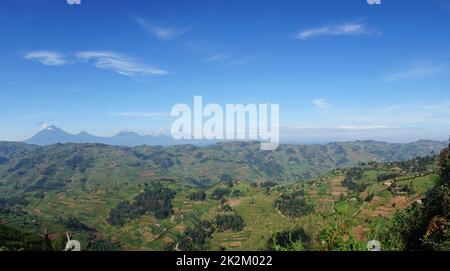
227;198;243;208
140;170;156;177
222;241;242;248
371;196;384;205
352;225;368;241
387;196;409;208
363;206;395;218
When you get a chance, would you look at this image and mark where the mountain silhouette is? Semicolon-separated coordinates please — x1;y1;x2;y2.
24;125;212;146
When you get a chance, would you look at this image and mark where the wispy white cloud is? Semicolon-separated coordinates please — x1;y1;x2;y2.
384;63;447;82
135;17;191;40
204;54;229;62
367;0;381;5
227;57;254;65
76;51;168;77
203;52;254;66
281;100;450;142
37;122;51;129
24;51;67;66
312;98;332;109
66;0;81;5
294;22;379;40
283;124;392;132
108;111;170;118
335;124;390;130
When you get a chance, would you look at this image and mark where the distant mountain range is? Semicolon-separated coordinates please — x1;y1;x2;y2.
24;125;210;147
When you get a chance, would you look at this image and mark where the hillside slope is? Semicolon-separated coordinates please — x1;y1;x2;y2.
0;140;446;196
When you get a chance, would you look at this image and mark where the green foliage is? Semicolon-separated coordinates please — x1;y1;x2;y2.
341;167;370;193
231;189;244;197
215;214;245;232
377;173;399;182
396;155;436;174
342;178;369;193
210;188;231;200
274;190;313;219
346;167;364;180
219;174;233;184
365;193;375;202
0;195;30;208
382;145;450;251
51;234;67;251
189;190;207;201
267;227;309;251
170;220;215;251
438;146;450;184
107;183;175;227
86;238;122;251
260;181;277;189
64;216;95;233
0;224;44;251
318;221;365;251
220;203;233;212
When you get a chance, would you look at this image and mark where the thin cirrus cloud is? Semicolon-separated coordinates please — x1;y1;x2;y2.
384;63;447;82
76;51;169;77
312;98;332;109
24;50;168;77
335;124;391;130
108;111;170;118
204;54;229;62
294;22;379;40
23;51;67;66
204;54;254;66
135;17;191;40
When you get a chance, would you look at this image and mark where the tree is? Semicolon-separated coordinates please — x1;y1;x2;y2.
0;224;44;251
189;190;207;201
172;220;216;251
274;191;313;219
107;182;176;226
267;227;309;251
211;188;231;200
318;220;364;251
382;144;450;251
215;214;245;232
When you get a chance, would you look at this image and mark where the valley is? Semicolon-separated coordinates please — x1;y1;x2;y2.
0;140;448;251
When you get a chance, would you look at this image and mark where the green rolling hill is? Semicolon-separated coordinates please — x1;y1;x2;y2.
0;140;448;251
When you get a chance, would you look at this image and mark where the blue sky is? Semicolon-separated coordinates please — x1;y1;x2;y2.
0;0;449;142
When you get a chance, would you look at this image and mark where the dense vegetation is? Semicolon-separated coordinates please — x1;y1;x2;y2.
166;220;216;251
214;214;245;232
210;188;231;200
188;190;207;201
107;183;175;226
274;190;314;219
266;227;310;251
0;224;45;251
381;145;449;251
341;167;369;193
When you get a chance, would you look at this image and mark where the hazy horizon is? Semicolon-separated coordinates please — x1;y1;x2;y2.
2;124;445;146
